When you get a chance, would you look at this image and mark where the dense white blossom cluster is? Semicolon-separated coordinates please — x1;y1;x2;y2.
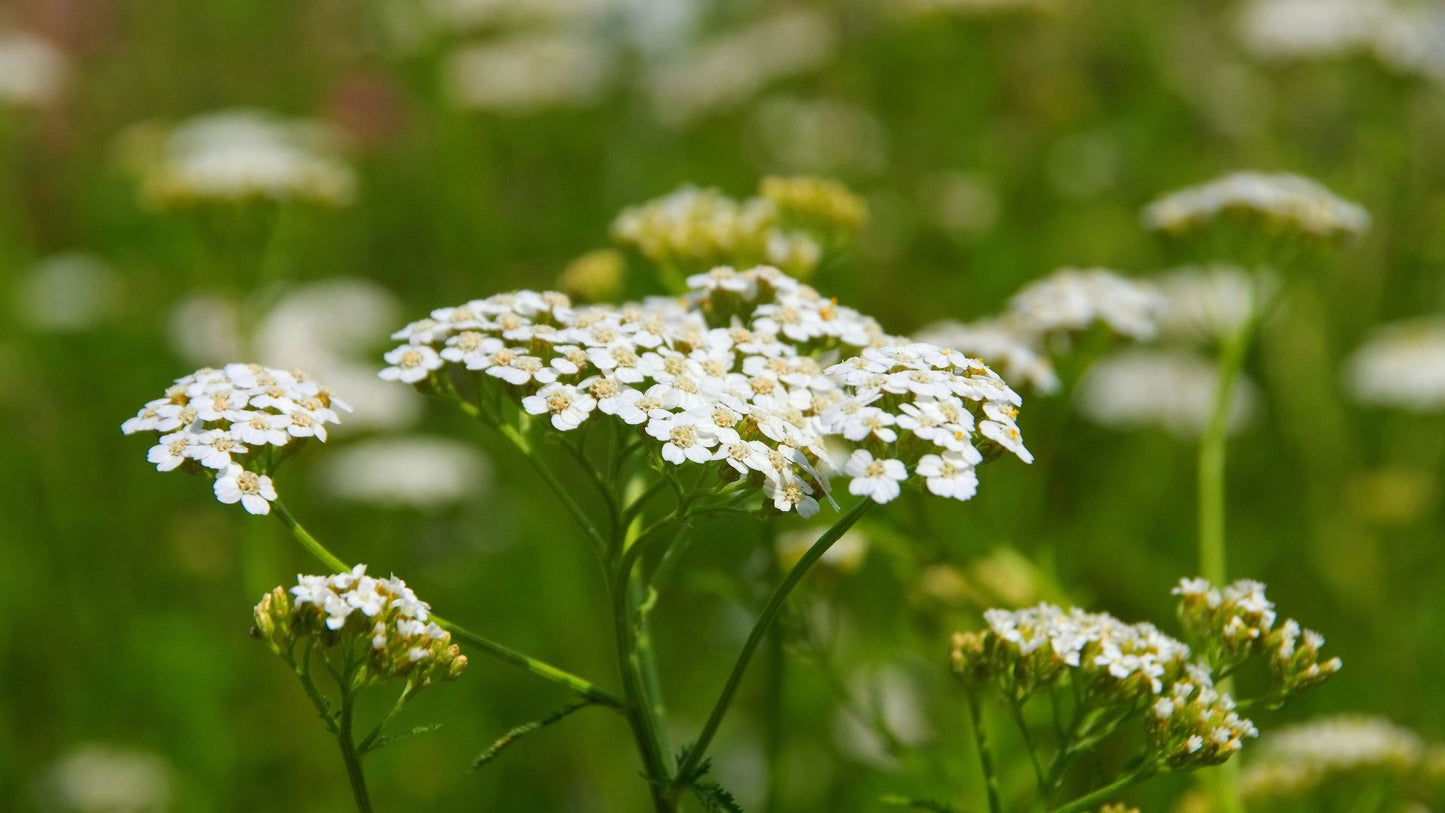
1142;171;1369;241
0;28;66;108
1147;669;1260;768
255;566;466;685
1344;316;1445;412
122;364;349;515
379;265;1030;514
129;110;357;207
1238;0;1445;84
1076;348;1258;438
1241;715;1427;798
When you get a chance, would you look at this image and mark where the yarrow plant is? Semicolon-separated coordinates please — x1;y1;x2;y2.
253;566;467;811
941;579;1340;813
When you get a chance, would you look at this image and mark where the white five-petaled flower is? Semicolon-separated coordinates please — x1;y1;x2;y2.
915;452;979;501
214;464;277;515
522;383;598;431
379;345;443;384
844;449;907;504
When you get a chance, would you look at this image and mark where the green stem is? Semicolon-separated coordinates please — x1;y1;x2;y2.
1049;764;1155;813
612;516;677;808
1198;318;1253;585
672;499;875;791
271;502;623;709
965;689;1003;813
338;693;374;813
497;422;610;560
359;681;414;754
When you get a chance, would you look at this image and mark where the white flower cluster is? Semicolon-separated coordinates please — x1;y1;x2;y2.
978;603;1193;696
1142;171;1370;241
1148;668;1260;768
122;364;349;515
130;110;357;208
1174;578;1342;696
256;566;467;685
611;186;825;279
0;28;66;108
1344;316;1445;412
379;265;1030;515
445;32;615;114
1238;0;1445;85
1241;715;1427;798
1076;348;1258;438
645;10;837;127
1006;268;1164;341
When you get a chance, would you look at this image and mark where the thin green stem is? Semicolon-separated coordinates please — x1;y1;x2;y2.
1198;317;1256;585
1004;701;1049;794
672;499;875;791
338;693;374;813
1049;764;1155;813
964;689;1003;813
359;681;415;754
271;502;623;709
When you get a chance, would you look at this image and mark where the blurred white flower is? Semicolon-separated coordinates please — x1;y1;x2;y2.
647;10;836;127
35;743;172;813
1239;0;1445;84
0;29;66;108
1344;316;1445;412
1241;715;1426;799
167;293;243;364
445;33;615;114
1142;171;1369;241
1076;348;1258;438
15;253;122;332
1008;268;1165;341
315;436;491;508
131;110;356;207
427;0;624;30
1156;265;1276;345
752;97;888;175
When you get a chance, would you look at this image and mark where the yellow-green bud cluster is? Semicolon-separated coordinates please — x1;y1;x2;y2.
253;566;467;689
1147;671;1259;769
609;177;867;280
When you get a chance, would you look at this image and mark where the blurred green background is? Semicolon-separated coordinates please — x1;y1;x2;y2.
3;0;1444;809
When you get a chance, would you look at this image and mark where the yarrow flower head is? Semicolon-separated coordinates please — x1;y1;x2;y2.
914;318;1060;394
122;364;349;515
1240;715;1429;801
1005;268;1164;341
1174;577;1341;698
124;110;357;208
253;565;466;687
951;578;1340;773
378;265;1029;517
1142;171;1369;243
1076;348;1259;439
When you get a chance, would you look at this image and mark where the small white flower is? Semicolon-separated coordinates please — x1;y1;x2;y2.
764;476;821;517
915;452;979;500
213;464;277;515
844;449;907;504
379;345;443;384
147;432;197;472
521;383;597;431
